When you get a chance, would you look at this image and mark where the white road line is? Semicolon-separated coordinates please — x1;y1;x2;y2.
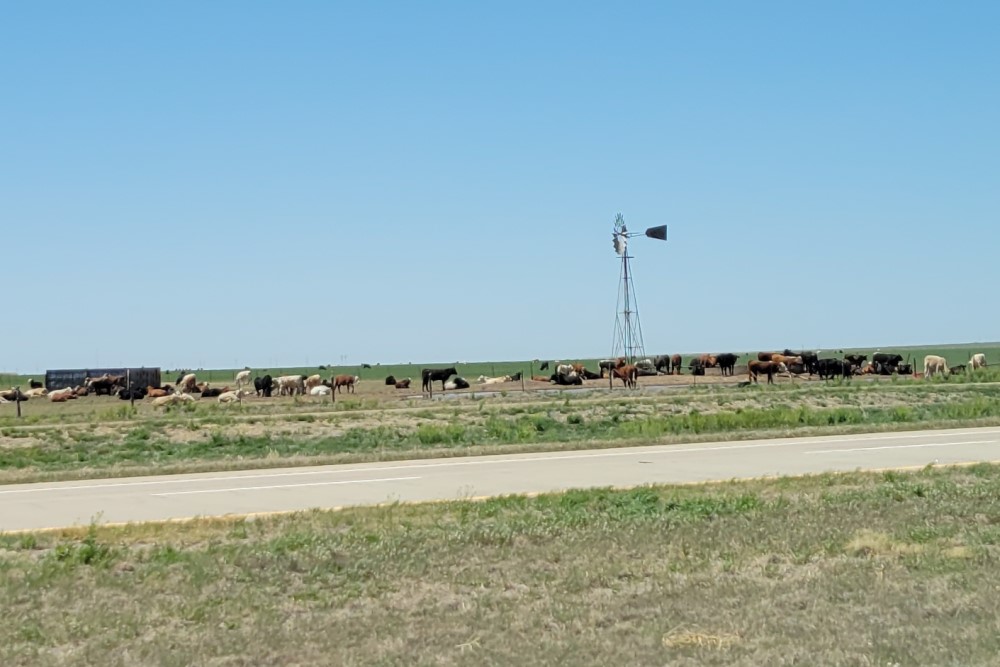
151;476;421;497
3;428;999;496
805;440;994;455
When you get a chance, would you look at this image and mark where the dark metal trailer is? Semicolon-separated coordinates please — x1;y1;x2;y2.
45;368;161;391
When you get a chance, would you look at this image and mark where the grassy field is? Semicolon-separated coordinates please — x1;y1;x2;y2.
1;378;1000;484
2;341;999;388
4;464;1000;665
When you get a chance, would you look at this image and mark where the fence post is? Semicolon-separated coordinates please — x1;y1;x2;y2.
16;387;22;418
521;374;525;393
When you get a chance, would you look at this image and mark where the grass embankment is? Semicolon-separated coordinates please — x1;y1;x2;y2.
4;464;1000;665
3;382;1000;484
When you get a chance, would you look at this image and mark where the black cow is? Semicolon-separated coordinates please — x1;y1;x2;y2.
897;363;913;375
87;377;117;397
844;354;867;367
385;375;397;386
817;358;851;380
508;371;523;382
786;362;806;375
201;387;226;398
784;349;819;375
550;372;583;386
29;379;42;389
253;375;274;397
581;368;602;380
950;364;967;375
117;387;146;400
872;353;904;374
449;377;470;390
653;355;672;374
422;367;457;393
716;353;739;376
539;361;550;371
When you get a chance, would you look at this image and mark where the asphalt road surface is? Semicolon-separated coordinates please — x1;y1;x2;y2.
3;426;1000;532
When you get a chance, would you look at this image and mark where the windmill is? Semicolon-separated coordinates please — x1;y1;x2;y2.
610;213;667;364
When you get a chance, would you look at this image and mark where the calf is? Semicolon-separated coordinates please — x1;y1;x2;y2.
970;353;987;370
612;364;638;389
385;375;397;386
394;378;412;389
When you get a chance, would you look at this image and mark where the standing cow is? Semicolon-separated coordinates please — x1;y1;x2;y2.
924;355;949;378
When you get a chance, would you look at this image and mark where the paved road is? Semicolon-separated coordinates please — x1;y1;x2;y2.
3;426;1000;532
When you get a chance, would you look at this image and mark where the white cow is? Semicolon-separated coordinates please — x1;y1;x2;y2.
48;387;76;401
309;385;332;397
924;355;949;378
152;393;195;408
477;375;508;385
234;370;252;389
218;389;250;404
970;353;987;370
177;373;198;393
276;375;305;396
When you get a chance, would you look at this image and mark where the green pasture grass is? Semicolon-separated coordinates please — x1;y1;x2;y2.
3;382;1000;483
5;464;1000;665
4;340;998;389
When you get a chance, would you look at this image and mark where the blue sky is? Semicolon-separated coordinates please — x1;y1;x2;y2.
3;2;998;372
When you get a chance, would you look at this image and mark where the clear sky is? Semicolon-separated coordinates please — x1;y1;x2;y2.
3;2;998;372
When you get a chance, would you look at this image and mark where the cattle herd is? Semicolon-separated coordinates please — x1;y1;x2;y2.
0;350;991;407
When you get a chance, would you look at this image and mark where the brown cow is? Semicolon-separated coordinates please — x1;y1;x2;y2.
671;354;682;375
699;354;718;368
333;374;359;394
748;360;787;384
531;375;550;382
613;364;638;389
757;352;780;362
770;354;802;366
146;386;171;399
394;379;411;390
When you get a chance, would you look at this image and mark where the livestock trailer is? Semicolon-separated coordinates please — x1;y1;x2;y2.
45;367;162;391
